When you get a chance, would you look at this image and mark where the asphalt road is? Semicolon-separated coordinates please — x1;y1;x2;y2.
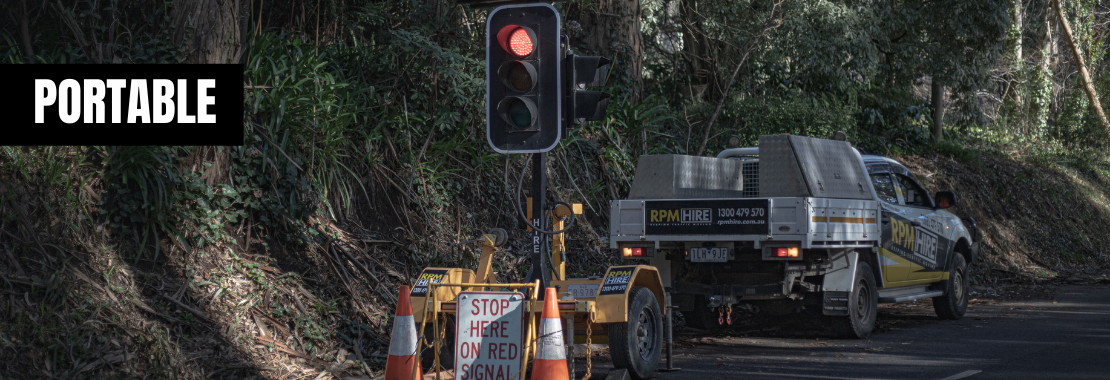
573;284;1110;380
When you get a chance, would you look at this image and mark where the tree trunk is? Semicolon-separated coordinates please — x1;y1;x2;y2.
1031;3;1054;132
1051;0;1110;135
1011;0;1022;103
171;0;248;64
681;0;715;102
932;78;945;141
581;0;644;102
1013;0;1022;63
171;0;249;187
19;0;35;63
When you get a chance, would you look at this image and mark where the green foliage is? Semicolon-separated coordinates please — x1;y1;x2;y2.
725;89;860;148
1;0;184;64
855;84;934;154
100;146;187;262
933;140;985;168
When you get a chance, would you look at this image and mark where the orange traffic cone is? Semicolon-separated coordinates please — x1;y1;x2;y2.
531;287;570;380
385;285;423;380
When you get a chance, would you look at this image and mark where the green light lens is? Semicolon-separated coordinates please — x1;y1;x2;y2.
508;99;531;128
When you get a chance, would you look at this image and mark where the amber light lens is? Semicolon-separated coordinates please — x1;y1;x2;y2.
508;28;533;56
506;62;533;91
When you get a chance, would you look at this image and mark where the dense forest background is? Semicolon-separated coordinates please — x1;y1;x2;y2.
1;0;1109;378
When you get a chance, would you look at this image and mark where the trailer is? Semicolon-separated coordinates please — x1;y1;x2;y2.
409;212;667;380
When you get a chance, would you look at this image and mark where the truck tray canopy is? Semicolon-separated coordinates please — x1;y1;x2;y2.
759;134;873;200
625;135;873;201
628;154;746;199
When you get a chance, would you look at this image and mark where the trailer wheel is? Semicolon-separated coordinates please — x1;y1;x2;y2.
933;254;968;320
836;262;877;339
609;286;662;380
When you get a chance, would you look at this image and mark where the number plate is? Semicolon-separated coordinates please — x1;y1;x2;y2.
567;284;599;298
690;247;729;262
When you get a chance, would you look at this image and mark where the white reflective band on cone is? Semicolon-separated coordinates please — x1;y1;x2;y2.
535;317;566;360
388;315;419;356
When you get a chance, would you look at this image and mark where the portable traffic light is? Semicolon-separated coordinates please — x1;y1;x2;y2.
566;54;611;125
486;4;561;153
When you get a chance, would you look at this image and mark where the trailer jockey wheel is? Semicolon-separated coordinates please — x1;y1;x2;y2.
836;262;877;339
609;286;663;380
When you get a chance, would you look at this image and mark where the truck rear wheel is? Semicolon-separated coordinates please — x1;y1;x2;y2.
835;262;877;339
933;254;969;320
609;286;662;380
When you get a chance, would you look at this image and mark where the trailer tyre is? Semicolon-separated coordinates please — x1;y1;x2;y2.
837;262;877;339
933;253;969;320
609;286;662;380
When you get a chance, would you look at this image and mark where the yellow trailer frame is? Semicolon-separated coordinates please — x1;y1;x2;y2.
408;202;667;380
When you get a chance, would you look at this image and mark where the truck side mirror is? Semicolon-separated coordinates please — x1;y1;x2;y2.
934;191;958;209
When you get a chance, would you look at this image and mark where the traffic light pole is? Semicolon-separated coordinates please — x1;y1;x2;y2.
525;152;551;290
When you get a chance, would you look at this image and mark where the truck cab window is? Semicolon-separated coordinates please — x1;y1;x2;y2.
895;174;932;207
870;173;899;204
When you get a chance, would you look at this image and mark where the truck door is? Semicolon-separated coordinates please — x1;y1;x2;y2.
870;172;915;285
891;173;946;282
870;169;942;286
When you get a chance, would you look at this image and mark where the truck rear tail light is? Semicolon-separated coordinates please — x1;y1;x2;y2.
620;246;653;258
622;247;643;257
774;247;799;258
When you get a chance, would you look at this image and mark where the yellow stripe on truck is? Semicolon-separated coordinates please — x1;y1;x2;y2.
811;216;877;223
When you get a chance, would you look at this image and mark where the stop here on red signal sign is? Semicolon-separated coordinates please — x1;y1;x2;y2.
455;292;524;380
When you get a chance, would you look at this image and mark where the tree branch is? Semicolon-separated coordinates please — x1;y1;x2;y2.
1052;0;1110;135
695;0;785;157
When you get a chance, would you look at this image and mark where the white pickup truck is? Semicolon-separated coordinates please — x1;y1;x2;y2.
608;134;980;337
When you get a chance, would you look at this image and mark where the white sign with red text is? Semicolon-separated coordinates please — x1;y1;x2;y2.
454;292;524;380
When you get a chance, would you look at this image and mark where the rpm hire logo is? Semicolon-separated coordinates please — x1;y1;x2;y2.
681;209;711;223
650;208;710;223
891;219;938;266
914;229;939;266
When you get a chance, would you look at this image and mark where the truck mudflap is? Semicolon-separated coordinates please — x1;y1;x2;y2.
821;291;850;316
820;249;859;316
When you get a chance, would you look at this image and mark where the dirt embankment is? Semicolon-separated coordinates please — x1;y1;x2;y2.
899;151;1110;283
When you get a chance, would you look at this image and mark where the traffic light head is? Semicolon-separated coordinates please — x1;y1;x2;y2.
567;54;612;124
486;4;561;154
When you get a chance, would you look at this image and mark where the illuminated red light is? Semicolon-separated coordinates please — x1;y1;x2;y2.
631;247;643;257
508;28;533;56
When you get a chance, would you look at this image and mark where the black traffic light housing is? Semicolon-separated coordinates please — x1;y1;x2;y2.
486;4;562;154
566;54;611;125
